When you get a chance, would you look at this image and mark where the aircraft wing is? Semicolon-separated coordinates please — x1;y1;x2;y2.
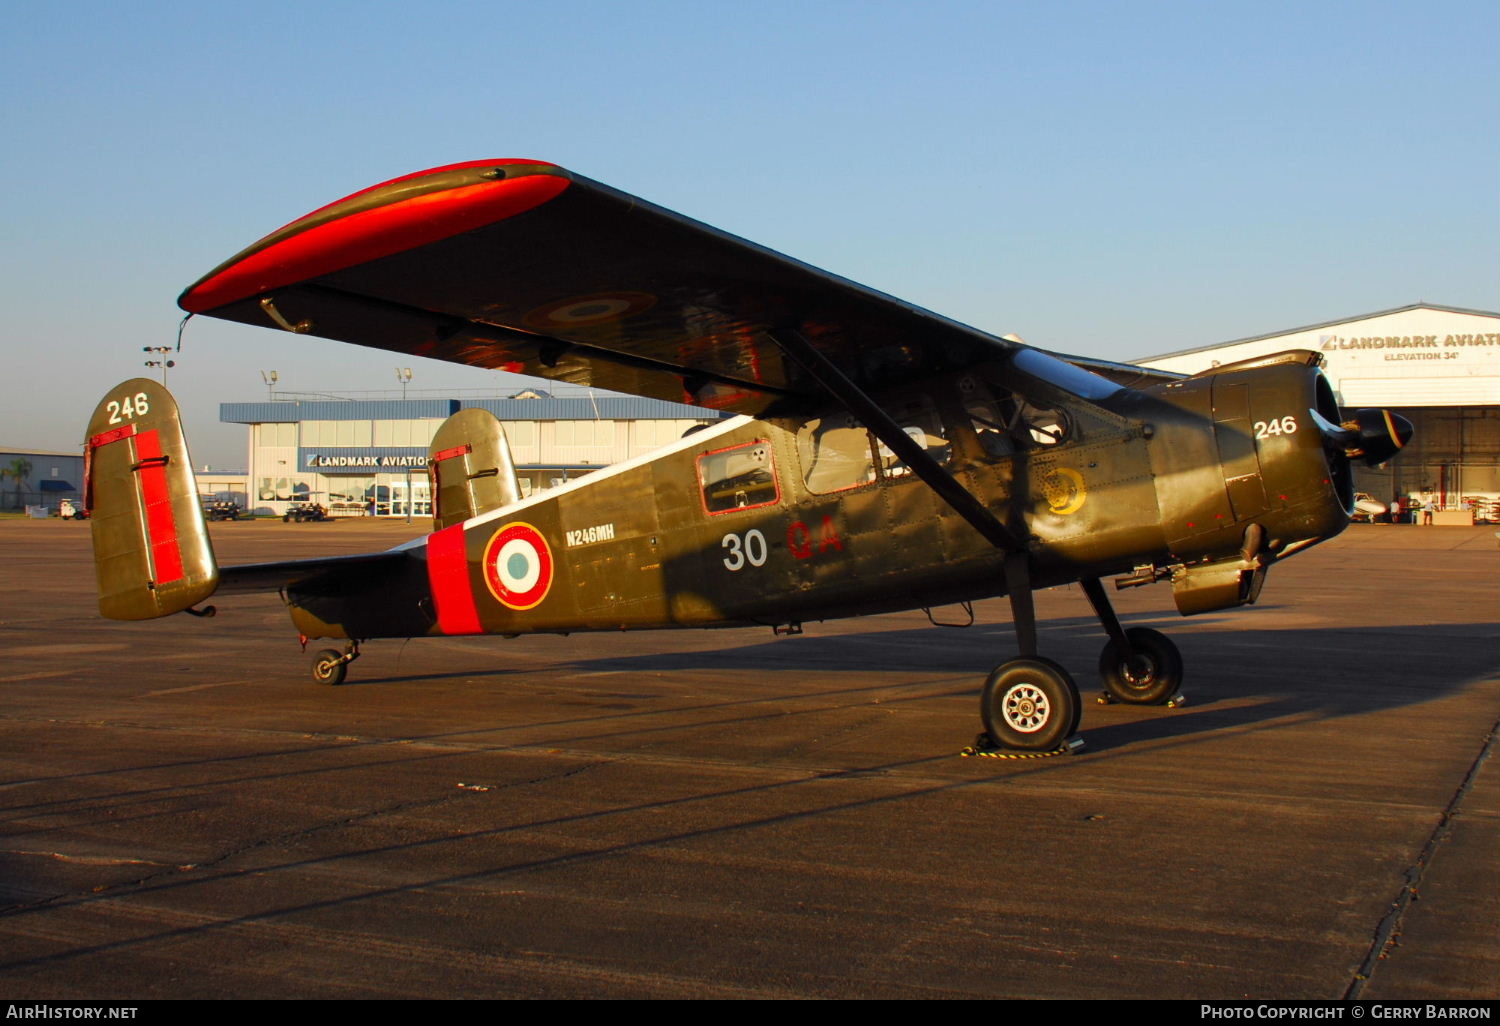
179;160;1024;417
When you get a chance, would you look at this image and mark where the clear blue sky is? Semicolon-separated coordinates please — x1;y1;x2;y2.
3;0;1495;467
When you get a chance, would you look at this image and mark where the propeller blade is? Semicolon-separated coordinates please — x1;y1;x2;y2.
1345;409;1413;466
1307;406;1355;448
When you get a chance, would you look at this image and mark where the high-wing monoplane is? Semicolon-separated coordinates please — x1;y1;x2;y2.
84;159;1413;752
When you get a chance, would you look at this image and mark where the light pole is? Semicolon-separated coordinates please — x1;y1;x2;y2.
395;367;412;400
143;347;175;385
260;370;279;400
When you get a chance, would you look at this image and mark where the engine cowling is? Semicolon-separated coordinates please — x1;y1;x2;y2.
1135;350;1410;615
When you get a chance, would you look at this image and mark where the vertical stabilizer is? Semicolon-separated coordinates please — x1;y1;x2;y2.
85;379;218;619
429;408;523;530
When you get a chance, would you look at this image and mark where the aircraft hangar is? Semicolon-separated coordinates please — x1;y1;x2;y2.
1137;303;1500;520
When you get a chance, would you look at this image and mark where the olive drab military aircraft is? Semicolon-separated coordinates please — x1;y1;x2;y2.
84;159;1414;753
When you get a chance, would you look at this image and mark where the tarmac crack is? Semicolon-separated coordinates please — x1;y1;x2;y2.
0;849;178;868
1343;711;1498;999
0;760;614;917
181;759;615;877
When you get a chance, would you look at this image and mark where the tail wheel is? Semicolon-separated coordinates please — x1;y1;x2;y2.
312;648;347;686
1098;627;1182;705
981;657;1081;751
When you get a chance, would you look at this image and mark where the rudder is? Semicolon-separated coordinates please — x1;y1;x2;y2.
85;379;218;619
428;408;523;530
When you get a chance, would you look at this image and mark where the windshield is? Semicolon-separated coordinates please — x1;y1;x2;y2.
1012;349;1123;401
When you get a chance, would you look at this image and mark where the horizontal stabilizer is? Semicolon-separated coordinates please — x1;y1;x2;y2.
216;550;413;594
85;379;217;619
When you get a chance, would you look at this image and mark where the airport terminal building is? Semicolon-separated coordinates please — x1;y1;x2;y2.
222;391;724;516
1138;304;1500;512
0;448;85;510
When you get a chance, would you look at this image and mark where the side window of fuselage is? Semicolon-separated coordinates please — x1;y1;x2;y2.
878;396;951;477
796;398;955;492
698;439;779;513
797;412;878;494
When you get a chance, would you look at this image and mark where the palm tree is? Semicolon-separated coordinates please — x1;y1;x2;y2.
3;457;33;510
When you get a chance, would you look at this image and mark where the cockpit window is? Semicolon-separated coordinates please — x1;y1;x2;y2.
960;375;1016;458
960;373;1068;450
1017;401;1068;446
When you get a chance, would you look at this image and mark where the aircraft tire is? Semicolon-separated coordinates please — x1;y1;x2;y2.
1098;627;1182;705
981;657;1080;751
312;649;347;686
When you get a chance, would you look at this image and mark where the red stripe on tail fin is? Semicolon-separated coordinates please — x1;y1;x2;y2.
133;430;185;586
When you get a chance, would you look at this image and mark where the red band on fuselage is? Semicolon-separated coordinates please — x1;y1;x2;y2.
133;430;184;586
180;172;570;313
426;524;482;636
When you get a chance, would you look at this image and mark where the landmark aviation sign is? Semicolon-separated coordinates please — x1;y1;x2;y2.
1320;331;1499;364
299;448;428;473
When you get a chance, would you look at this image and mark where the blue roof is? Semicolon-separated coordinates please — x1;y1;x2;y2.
221;395;727;425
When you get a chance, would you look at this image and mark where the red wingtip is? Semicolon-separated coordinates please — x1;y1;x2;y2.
180;160;569;313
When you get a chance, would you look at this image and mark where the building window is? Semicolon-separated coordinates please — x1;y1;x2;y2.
257;423;296;447
504;422;538;447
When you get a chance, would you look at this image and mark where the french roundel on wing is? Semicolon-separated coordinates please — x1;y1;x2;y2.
523;291;656;330
482;522;554;610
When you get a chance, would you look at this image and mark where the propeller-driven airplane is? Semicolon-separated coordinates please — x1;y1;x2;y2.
84;159;1412;752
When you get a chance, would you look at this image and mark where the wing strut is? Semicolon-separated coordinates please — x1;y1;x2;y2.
1003;552;1038;658
770;329;1042;653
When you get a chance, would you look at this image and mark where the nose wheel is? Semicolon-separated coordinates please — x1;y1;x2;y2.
1097;627;1183;705
1081;577;1185;707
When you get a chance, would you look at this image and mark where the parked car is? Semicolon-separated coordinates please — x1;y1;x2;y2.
58;499;88;520
203;500;243;521
283;502;331;523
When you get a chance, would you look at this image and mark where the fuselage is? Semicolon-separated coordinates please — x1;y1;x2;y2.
282;349;1353;642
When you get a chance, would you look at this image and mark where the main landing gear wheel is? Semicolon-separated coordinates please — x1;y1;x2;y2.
312;648;347;686
981;657;1081;751
1097;627;1182;705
